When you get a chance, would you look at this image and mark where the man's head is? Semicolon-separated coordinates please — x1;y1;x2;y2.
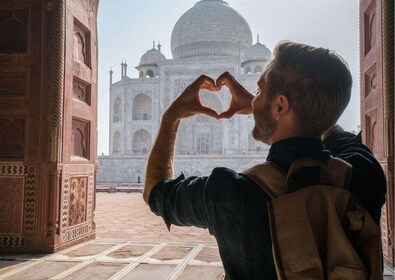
252;41;352;144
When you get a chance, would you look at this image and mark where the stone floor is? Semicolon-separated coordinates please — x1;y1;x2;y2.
0;193;393;279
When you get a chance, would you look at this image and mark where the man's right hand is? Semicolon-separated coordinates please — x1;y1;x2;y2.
216;72;255;119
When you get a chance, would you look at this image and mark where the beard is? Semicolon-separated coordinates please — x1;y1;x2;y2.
252;101;276;145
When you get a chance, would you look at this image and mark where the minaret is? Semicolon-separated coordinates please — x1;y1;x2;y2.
109;68;113;85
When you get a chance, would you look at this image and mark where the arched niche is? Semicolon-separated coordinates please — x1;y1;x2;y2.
196;135;209;154
113;96;122;122
132;129;152;155
113;131;121;154
146;69;154;78
245;66;252;74
132;94;152;120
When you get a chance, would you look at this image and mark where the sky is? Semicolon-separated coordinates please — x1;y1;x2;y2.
97;0;360;155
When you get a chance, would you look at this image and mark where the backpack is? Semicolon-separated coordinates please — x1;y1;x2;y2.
241;157;383;280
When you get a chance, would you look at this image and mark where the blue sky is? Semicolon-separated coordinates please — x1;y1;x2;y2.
97;0;360;155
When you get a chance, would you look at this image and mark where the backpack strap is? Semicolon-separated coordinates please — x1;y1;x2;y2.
286;157;353;191
240;162;287;199
240;157;353;198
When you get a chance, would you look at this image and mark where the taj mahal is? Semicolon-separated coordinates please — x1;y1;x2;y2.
97;0;272;184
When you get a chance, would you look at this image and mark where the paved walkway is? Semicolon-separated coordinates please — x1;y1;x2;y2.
0;193;393;279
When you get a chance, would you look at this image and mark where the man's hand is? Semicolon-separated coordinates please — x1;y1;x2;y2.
164;75;220;121
216;72;254;119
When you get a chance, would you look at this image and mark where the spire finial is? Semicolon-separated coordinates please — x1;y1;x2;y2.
257;35;260;43
158;41;162;52
153;40;155;49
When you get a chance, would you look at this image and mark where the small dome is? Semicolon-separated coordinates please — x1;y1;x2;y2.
139;47;166;65
171;0;252;59
242;42;271;63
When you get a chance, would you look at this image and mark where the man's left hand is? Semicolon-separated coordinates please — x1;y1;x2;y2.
164;75;220;121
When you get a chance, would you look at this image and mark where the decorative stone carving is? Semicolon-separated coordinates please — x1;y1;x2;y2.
174;79;194;98
0;164;36;247
364;64;377;97
0;73;27;96
68;177;87;227
364;0;377;55
61;164;94;243
0;177;24;235
366;110;378;154
73;19;90;67
47;0;65;163
72;118;90;159
0;10;28;53
73;77;91;105
0;118;26;159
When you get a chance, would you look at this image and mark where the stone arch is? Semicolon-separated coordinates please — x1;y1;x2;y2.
139;71;144;78
113;131;121;154
254;65;263;73
245;66;252;74
113;96;121;122
132;129;152;155
132;94;152;120
146;69;154;78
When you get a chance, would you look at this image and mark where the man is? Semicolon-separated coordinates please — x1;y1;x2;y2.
143;41;386;279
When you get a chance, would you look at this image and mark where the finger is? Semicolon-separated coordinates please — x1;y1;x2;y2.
218;110;236;119
201;80;218;92
216;72;234;88
199;105;219;119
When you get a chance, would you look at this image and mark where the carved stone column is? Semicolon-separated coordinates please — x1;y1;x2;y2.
0;0;99;253
360;0;394;267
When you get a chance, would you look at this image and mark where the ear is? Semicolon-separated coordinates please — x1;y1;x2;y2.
272;94;290;120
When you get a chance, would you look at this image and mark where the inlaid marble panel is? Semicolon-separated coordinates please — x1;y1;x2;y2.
68;176;88;227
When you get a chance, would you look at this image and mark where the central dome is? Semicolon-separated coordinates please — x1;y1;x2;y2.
171;0;253;59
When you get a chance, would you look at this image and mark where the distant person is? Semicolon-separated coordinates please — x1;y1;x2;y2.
143;41;386;279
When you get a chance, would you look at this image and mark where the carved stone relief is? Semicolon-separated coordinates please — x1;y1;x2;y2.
364;0;377;55
73;77;91;105
0;164;36;247
0;118;26;159
73;19;90;67
0;177;24;235
61;164;94;243
68;176;87;227
0;73;27;96
366;110;379;154
72;118;90;159
364;64;377;97
0;10;28;53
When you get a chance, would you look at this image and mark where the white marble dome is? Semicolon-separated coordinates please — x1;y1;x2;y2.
242;42;271;63
171;0;253;59
139;47;166;65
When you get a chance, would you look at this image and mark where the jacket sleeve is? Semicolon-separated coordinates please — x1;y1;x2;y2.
148;173;209;230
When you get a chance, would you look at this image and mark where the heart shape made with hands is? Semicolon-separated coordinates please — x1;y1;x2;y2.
197;74;253;119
